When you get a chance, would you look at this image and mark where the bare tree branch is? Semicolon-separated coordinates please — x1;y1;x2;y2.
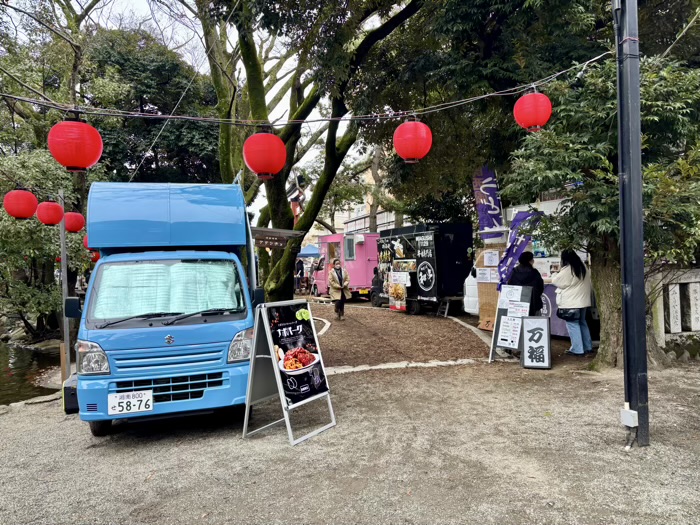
1;3;80;51
0;66;57;103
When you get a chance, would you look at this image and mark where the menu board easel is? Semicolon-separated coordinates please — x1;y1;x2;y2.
242;300;336;445
489;285;533;362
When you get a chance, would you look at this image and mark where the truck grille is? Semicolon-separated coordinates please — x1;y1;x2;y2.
111;343;226;375
112;372;226;404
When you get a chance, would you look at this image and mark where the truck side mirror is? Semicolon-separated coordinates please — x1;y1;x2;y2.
471;267;477;278
252;287;265;308
65;297;82;319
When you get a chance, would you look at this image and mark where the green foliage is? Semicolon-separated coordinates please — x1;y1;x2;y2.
85;28;220;183
0;150;105;331
503;57;700;266
351;0;610;215
317;165;369;226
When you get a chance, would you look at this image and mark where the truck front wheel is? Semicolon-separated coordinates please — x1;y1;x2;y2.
89;420;112;437
371;292;382;308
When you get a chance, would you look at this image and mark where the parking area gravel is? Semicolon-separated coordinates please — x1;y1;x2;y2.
2;356;700;525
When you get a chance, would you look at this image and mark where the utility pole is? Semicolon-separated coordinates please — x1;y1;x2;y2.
613;0;649;446
58;190;71;380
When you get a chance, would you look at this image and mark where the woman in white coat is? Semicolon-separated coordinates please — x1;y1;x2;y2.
552;250;593;356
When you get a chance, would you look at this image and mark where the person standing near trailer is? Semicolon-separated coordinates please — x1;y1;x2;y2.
507;251;544;316
295;258;305;292
328;258;351;320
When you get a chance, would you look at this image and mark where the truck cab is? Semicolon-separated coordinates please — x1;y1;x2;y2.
72;183;257;436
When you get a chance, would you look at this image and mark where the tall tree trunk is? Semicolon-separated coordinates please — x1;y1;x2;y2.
369;145;382;232
395;212;404;228
590;249;666;369
590;253;624;368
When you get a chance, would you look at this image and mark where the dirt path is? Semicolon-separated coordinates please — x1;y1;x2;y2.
312;303;489;367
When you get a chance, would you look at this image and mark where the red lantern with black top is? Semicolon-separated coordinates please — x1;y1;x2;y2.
37;201;64;226
243;132;287;181
64;212;85;233
48;120;103;171
393;120;432;163
513;92;552;132
3;190;38;219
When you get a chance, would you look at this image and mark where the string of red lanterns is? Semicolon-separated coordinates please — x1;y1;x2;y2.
6;94;552;229
1;118;103;264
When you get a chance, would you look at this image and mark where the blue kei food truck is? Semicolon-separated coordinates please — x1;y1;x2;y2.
66;183;260;436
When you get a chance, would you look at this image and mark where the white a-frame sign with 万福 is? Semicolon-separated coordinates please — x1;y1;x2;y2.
242;299;336;446
520;317;551;369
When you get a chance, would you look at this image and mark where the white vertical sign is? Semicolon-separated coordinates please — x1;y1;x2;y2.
521;317;551;369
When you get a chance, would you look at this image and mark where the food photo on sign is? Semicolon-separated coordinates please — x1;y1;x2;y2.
267;304;328;404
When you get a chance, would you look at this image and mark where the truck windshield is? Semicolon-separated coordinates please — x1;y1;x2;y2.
88;259;245;326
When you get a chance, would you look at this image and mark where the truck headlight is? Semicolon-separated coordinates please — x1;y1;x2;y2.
76;340;110;375
228;328;254;363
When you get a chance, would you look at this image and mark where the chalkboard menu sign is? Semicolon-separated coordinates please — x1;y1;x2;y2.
242;300;336;446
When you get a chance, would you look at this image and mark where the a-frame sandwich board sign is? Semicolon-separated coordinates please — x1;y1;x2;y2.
242;300;336;445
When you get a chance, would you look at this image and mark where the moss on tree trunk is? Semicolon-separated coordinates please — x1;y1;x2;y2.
589;250;666;370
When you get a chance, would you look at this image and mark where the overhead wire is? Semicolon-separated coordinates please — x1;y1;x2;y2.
0;50;613;130
127;0;242;181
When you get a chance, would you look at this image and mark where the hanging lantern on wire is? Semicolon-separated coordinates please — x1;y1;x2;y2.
64;212;85;233
90;251;100;263
3;189;38;219
513;92;552;132
83;235;90;250
393;118;432;164
47;119;103;171
243;132;287;181
37;201;64;226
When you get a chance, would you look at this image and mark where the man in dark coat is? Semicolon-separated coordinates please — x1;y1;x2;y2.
507;251;544;315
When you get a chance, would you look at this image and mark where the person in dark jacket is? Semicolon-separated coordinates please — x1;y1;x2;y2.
507;251;544;315
295;258;305;292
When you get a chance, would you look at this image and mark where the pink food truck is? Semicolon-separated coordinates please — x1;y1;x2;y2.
313;233;380;299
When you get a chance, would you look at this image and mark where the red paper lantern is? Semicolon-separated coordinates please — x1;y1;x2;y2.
393;121;432;163
90;251;100;263
513;92;552;132
47;120;103;171
64;212;85;233
37;201;64;226
3;190;38;219
83;235;90;249
55;256;61;263
243;133;287;181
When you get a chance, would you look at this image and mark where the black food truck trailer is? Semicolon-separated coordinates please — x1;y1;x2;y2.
372;224;473;315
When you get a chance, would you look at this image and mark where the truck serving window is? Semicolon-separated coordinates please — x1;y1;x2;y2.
88;260;245;326
344;236;355;261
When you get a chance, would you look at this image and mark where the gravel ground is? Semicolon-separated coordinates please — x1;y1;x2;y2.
3;309;700;525
2;362;700;525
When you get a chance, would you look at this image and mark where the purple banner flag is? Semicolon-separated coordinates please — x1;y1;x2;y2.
472;166;504;240
497;210;542;288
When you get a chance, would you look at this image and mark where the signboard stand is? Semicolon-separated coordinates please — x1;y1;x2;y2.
520;317;552;369
242;300;336;446
489;285;532;362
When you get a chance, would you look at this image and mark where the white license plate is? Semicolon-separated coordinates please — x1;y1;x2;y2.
108;390;154;415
